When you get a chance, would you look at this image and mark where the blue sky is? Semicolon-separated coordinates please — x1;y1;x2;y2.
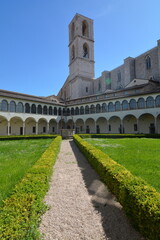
0;0;160;96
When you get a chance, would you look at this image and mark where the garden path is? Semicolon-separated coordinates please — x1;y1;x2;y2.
39;140;145;240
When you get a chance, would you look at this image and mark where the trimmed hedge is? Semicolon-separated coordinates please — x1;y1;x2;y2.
0;136;62;240
78;133;160;139
0;134;58;141
73;134;160;240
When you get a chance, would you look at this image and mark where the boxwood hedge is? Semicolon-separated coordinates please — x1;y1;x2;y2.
73;134;160;240
0;136;62;240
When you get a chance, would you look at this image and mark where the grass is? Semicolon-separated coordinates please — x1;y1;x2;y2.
85;137;160;192
0;138;53;206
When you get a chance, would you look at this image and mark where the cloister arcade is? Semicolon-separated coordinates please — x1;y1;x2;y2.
0;93;160;135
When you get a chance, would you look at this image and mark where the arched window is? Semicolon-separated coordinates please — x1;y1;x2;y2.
117;72;121;82
67;108;70;116
129;99;137;109
80;106;84;115
85;105;89;114
137;98;145;109
108;102;115;112
63;108;66;116
25;103;30;113
2;100;8;111
146;55;151;70
75;107;79;115
10;101;16;112
17;102;24;113
71;107;74;115
49;106;52;115
54;107;57;115
82;20;88;37
43;106;48;115
31;104;36;114
146;96;154;108
155;95;160;107
96;104;101;113
115;101;121;111
38;105;42;114
83;43;89;58
122;100;129;110
102;103;107;112
90;105;95;114
71;45;75;60
58;107;62;116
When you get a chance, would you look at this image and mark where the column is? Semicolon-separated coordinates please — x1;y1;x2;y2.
23;121;25;135
36;122;38;135
47;122;49;134
7;121;10;136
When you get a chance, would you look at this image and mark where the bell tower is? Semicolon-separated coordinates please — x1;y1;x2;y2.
68;13;95;79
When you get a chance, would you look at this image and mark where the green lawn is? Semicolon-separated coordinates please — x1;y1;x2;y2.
85;138;160;192
0;138;53;205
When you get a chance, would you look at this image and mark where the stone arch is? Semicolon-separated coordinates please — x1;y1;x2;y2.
1;99;8;112
123;114;137;133
25;117;37;135
49;106;52;115
90;104;95;114
25;103;30;113
96;117;108;133
0;115;8;135
108;116;121;133
96;104;101;113
129;99;137;110
31;104;36;114
138;113;155;134
37;105;42;114
83;43;89;58
137;97;145;109
80;106;84;115
85;105;89;114
115;101;121;111
146;96;154;108
66;119;74;130
108;102;115;112
10;101;16;112
122;100;129;110
75;118;84;133
49;119;57;134
38;118;48;134
157;114;160;134
82;20;89;37
155;95;160;107
10;116;23;135
102;103;107;112
17;102;24;113
54;107;58;115
85;118;95;133
43;106;48;115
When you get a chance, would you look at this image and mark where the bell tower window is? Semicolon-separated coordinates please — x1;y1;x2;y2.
82;20;88;37
83;43;89;58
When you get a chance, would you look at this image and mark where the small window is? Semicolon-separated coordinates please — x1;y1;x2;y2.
146;55;151;70
33;126;36;133
134;124;137;131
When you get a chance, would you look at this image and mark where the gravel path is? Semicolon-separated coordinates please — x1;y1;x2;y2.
39;140;145;240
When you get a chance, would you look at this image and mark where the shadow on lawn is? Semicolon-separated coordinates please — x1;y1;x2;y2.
69;140;145;240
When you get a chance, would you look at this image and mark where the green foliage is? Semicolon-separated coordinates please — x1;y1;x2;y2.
78;133;160;139
0;138;53;205
0;134;58;141
0;136;62;240
73;134;160;240
85;137;160;192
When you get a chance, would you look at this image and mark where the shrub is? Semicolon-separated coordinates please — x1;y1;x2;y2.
73;134;160;240
78;133;160;139
0;136;62;240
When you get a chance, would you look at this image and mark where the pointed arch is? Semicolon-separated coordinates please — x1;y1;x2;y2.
83;43;89;58
82;20;89;37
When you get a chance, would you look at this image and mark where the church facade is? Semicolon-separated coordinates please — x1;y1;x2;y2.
0;13;160;135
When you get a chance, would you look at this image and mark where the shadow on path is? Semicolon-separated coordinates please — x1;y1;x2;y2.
69;140;145;240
